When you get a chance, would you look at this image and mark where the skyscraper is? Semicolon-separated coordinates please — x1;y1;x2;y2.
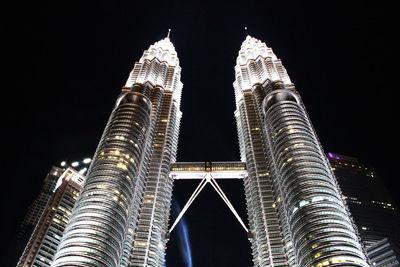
14;167;63;261
127;37;182;267
328;152;400;267
328;152;400;247
17;168;85;267
52;36;182;267
30;34;372;267
233;36;369;266
366;238;400;267
12;159;91;266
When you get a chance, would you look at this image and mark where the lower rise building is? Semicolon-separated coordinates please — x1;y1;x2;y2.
14;167;63;262
17;168;85;267
329;152;400;266
366;238;400;267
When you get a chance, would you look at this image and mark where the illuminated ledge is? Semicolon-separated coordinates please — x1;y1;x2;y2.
170;161;247;180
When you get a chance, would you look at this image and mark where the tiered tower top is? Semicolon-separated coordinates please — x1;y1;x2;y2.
124;37;182;104
234;35;292;100
139;37;179;67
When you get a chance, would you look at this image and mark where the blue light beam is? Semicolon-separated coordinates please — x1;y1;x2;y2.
172;198;193;267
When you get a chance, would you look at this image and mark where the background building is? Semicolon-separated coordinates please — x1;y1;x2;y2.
366;238;400;267
14;167;63;263
329;152;400;266
17;168;85;266
328;152;400;246
12;159;91;266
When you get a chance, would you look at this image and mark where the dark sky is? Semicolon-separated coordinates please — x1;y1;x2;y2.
3;0;398;266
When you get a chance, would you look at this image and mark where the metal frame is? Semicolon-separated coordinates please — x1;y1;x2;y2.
169;173;248;233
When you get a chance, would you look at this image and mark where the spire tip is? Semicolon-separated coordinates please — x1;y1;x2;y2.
167;29;171;38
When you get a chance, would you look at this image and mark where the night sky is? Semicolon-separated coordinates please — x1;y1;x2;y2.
3;1;398;266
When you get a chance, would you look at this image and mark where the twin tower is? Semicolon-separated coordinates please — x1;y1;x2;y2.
52;36;370;267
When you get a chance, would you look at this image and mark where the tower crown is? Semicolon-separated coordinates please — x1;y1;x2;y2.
237;35;277;65
139;37;179;67
233;35;292;102
125;37;182;104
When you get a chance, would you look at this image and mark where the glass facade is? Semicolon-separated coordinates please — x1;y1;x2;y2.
14;167;63;263
328;153;400;248
16;35;383;267
329;153;400;266
52;37;182;267
233;37;291;267
17;168;84;267
366;238;400;267
234;36;369;266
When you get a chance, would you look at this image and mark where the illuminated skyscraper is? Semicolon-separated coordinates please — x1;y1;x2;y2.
52;36;182;267
30;34;374;267
233;36;369;266
127;37;182;267
12;159;91;266
17;168;85;267
14;167;63;262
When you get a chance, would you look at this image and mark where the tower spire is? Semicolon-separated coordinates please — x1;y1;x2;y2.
167;28;171;38
244;26;248;36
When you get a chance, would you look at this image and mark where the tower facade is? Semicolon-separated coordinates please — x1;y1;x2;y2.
17;168;85;267
52;37;182;267
19;35;377;267
328;152;400;247
234;36;369;266
14;167;63;263
328;153;400;266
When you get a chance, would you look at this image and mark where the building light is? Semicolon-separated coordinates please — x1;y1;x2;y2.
83;158;91;164
71;162;79;167
117;162;127;170
134;241;147;247
60;161;67;167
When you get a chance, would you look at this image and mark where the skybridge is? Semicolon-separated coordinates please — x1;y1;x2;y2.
170;161;247;180
168;161;249;234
